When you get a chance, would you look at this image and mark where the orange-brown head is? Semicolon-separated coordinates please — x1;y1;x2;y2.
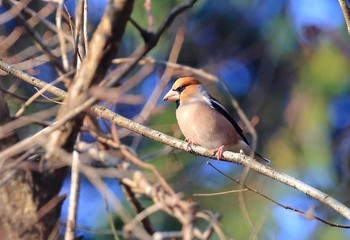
163;77;203;104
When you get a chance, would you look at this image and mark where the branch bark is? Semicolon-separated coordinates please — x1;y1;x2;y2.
338;0;350;36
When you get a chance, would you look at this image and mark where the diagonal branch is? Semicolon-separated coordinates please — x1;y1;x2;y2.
338;0;350;36
207;162;350;229
1;60;350;223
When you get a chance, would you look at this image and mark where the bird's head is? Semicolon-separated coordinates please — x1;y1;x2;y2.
163;77;202;105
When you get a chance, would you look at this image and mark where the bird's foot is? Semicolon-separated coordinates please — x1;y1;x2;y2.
186;139;197;150
212;145;225;161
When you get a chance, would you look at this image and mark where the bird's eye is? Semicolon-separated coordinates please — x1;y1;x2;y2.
175;85;185;93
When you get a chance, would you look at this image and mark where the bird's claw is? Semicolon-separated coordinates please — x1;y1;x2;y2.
212;145;225;161
186;139;197;150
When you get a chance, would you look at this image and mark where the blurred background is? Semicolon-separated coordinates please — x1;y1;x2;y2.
2;0;350;239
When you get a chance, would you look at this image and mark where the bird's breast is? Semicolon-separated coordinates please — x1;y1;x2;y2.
176;102;240;149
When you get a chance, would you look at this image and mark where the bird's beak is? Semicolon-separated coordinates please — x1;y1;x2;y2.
163;89;179;102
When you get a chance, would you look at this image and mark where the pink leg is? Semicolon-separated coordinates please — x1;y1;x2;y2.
186;139;197;149
212;145;225;160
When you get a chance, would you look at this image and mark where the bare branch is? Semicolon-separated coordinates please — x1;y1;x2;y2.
64;149;81;240
208;162;350;229
338;0;350;36
82;0;89;54
144;0;154;32
94;107;350;222
56;0;70;71
2;60;350;223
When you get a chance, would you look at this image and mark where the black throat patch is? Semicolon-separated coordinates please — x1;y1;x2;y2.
175;100;180;109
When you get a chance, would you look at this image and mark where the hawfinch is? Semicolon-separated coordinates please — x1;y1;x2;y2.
163;77;270;164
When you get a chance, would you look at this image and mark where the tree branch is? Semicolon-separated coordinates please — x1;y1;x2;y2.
1;59;350;222
338;0;350;36
46;0;135;163
207;162;350;229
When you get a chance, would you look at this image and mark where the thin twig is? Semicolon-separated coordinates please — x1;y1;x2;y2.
0;87;50;103
63;3;75;38
15;71;73;117
0;60;68;97
103;191;120;240
62;223;121;236
56;0;70;71
72;0;84;67
193;189;248;197
33;87;63;105
0;106;58;140
207;162;350;229
94;107;350;223
83;0;89;54
122;183;155;235
123;204;161;234
195;212;226;240
238;167;257;237
19;194;67;238
120;146;175;195
144;0;154;32
64;149;81;240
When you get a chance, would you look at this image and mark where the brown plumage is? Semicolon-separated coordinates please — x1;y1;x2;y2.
163;77;269;164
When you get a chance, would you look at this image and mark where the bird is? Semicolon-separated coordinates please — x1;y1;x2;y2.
162;77;270;164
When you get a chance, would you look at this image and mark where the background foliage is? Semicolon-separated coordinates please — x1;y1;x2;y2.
1;0;350;239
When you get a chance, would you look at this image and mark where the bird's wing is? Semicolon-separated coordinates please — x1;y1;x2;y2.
203;93;250;145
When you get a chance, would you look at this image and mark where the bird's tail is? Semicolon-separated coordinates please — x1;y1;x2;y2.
231;140;271;165
255;152;270;165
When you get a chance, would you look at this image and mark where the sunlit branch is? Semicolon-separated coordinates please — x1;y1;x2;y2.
208;162;350;229
1;59;350;224
338;0;350;36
